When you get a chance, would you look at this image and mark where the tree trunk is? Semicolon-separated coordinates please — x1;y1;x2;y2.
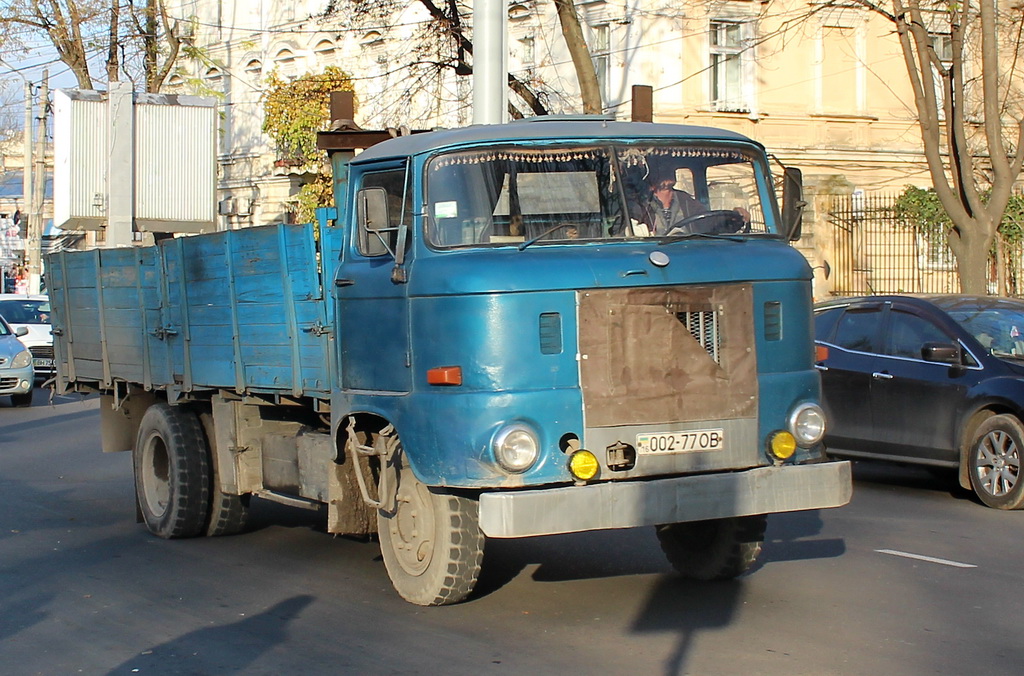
949;219;996;294
106;0;119;82
553;0;602;114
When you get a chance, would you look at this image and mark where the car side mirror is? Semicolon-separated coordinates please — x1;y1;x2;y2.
921;342;961;364
15;326;28;337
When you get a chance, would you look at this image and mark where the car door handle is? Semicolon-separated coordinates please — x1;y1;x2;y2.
334;278;355;287
815;364;829;371
872;371;894;380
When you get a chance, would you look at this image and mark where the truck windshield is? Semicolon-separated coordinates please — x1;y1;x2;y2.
425;143;776;248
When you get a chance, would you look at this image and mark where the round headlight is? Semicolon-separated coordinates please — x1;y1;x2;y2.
11;350;32;369
493;424;539;473
788;403;827;447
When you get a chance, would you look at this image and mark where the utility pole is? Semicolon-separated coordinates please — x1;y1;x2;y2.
22;81;32;238
27;70;47;295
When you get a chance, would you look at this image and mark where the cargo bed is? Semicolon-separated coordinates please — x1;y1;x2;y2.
48;223;340;398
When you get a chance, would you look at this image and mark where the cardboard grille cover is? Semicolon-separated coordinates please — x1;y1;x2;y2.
579;284;757;427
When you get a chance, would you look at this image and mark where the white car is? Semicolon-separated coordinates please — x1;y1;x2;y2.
0;293;54;382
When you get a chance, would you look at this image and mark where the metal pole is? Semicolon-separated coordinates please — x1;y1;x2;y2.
27;71;47;295
22;81;32;238
472;0;507;125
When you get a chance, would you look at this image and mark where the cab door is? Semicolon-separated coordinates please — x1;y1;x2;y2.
335;163;413;393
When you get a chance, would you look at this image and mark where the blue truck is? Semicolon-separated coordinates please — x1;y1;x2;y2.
47;118;851;605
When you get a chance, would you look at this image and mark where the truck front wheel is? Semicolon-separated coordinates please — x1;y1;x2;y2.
377;451;484;606
656;514;767;580
134;402;210;539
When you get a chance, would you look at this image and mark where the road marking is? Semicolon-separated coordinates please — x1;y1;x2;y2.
875;549;977;568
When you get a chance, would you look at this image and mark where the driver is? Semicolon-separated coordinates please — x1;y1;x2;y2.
631;170;706;236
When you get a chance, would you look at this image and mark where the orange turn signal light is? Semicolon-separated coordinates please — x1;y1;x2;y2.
427;366;463;386
815;345;829;362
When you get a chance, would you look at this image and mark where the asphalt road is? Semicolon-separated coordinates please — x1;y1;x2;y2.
2;390;1023;675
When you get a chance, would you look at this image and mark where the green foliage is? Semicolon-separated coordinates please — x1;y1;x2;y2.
295;174;335;226
262;66;354;170
894;186;1024;251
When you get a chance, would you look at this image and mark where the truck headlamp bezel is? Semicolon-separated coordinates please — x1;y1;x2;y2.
788;402;827;447
492;423;540;473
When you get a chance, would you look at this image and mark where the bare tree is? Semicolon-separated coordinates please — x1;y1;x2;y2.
0;0;187;93
322;0;603;119
553;0;602;114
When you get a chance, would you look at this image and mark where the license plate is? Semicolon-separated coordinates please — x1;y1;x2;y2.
33;358;54;368
636;429;725;454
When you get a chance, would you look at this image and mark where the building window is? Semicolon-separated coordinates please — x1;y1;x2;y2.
204;67;224;94
518;36;535;71
709;20;748;112
244;59;263;86
274;49;298;81
314;40;336;67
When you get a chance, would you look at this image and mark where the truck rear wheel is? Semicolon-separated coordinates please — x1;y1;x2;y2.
377;450;484;606
134;402;210;539
656;514;767;580
199;412;250;536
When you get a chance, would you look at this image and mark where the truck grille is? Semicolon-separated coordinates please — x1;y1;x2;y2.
676;310;720;364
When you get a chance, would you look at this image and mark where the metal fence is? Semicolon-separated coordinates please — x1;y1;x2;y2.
826;193;1024;298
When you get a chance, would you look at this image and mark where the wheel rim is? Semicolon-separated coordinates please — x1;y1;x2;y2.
140;432;171;518
385;470;436;577
976;429;1021;497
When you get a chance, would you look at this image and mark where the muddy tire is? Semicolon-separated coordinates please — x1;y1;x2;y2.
198;412;250;536
968;414;1024;509
656;514;767;580
378;450;484;606
10;392;32;407
134;402;210;539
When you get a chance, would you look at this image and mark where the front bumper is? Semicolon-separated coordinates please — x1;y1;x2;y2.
479;460;852;537
0;367;35;395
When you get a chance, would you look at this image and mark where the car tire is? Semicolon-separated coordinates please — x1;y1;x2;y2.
134;402;211;538
377;448;484;606
656;514;767;580
968;414;1024;509
10;392;32;407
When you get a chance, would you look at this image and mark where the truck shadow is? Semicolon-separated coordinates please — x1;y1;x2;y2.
474;508;844;599
104;595;314;675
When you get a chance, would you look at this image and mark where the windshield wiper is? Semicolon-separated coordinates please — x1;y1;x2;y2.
518;224;567;251
655;231;746;243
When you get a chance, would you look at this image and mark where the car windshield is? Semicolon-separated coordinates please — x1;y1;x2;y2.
425;142;776;248
0;299;51;324
947;305;1024;358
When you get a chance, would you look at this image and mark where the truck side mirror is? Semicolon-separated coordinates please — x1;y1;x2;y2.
782;167;806;241
357;187;391;257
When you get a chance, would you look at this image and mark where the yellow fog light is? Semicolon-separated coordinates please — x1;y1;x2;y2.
569;450;600;481
768;431;797;461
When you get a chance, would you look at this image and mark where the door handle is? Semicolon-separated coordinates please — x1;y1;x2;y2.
872;371;894;380
334;278;355;287
815;364;829;371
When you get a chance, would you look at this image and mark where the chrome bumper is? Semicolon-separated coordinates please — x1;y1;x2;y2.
478;461;852;538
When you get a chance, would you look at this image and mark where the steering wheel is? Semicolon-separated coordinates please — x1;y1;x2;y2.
672;210;747;235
